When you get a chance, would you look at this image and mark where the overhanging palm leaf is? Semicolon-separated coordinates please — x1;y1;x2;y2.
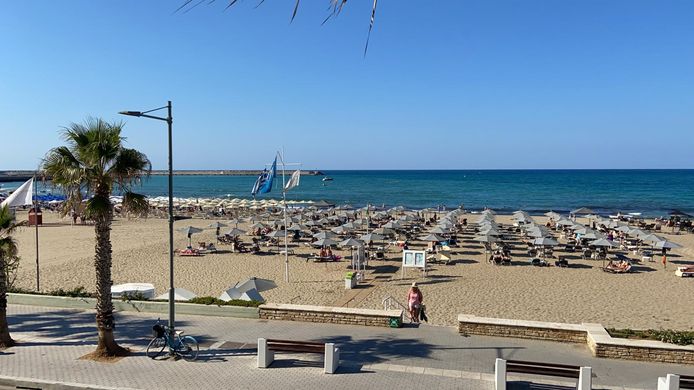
181;0;380;54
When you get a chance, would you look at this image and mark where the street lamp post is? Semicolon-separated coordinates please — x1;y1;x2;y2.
119;101;175;337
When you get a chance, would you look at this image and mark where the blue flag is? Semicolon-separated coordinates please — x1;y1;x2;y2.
251;157;277;196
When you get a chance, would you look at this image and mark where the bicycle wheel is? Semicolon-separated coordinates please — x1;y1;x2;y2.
178;335;199;361
146;337;167;359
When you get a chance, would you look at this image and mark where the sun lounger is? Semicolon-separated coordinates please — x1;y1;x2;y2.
177;248;203;256
602;264;632;273
675;267;694;278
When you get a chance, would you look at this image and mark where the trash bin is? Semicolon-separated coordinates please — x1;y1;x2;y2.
388;317;402;328
345;272;357;289
28;209;42;226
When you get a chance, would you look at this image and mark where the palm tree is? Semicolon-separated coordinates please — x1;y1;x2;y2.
42;118;151;357
0;205;23;349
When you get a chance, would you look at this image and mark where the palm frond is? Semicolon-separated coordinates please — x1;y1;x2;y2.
363;0;378;57
109;148;152;192
83;195;112;220
290;0;300;22
191;0;379;54
121;192;150;216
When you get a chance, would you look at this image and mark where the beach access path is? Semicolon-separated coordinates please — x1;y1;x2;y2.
3;304;693;389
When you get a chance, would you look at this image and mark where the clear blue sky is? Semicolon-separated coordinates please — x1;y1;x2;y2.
1;1;693;170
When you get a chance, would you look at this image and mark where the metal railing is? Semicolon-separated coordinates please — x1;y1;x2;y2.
382;295;407;311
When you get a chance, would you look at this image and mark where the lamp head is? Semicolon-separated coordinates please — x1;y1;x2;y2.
118;111;143;117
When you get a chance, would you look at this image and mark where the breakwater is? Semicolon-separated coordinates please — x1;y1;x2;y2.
0;169;324;183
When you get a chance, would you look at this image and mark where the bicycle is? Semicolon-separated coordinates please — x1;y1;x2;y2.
146;319;199;361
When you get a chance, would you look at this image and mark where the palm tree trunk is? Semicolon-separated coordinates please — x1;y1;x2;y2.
0;256;14;348
93;204;127;357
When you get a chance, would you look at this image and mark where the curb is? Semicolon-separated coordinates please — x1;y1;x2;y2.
0;375;139;390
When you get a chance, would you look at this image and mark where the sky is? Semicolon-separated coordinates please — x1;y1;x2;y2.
1;0;693;170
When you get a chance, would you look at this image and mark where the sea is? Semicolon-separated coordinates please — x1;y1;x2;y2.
3;170;694;217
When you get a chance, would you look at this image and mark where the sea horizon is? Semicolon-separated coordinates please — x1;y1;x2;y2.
4;169;693;217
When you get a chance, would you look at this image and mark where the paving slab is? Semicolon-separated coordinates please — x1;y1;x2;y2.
2;304;693;390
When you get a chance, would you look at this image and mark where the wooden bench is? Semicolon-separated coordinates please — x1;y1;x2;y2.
658;374;694;390
495;358;591;390
257;338;340;374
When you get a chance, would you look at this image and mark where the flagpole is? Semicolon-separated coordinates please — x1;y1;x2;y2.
279;150;290;283
33;173;40;291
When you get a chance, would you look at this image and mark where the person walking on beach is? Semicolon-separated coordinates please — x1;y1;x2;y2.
407;282;423;323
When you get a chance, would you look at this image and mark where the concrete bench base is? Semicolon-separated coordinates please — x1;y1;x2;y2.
494;358;591;390
257;338;340;374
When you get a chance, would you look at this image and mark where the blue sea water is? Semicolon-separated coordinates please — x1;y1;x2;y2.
5;170;694;217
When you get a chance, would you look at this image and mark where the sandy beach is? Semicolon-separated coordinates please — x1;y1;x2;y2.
10;210;694;331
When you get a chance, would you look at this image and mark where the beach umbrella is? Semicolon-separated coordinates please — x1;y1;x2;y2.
177;226;203;247
532;237;558;247
589;238;618;247
545;211;562;220
287;224;307;232
383;221;402;229
235;277;277;293
313;238;338;247
479;228;502;236
224;228;246;237
473;235;499;243
266;230;287;238
653;240;682;250
429;226;449;234
581;231;604;240
331;226;350;235
641;234;665;245
219;287;264;302
313;231;338;239
418;233;444;242
437;220;455;229
556;219;574;227
373;227;395;236
339;238;364;248
615;225;632;233
208;221;227;229
155;288;197;302
571;207;594;215
208;221;228;237
250;222;267;229
341;222;358;230
360;233;384;243
474;235;499;262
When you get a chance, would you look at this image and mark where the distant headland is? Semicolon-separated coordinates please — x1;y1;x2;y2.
0;170;325;183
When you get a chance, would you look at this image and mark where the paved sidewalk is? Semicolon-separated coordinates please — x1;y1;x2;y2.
2;304;693;389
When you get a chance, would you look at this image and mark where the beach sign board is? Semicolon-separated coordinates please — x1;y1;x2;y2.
402;250;426;278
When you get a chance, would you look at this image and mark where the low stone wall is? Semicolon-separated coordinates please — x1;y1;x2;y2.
458;314;586;343
458;315;694;365
8;293;260;319
260;303;403;328
585;324;694;365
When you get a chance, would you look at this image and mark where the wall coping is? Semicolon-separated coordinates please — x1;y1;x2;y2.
260;303;402;318
457;314;585;332
459;313;694;356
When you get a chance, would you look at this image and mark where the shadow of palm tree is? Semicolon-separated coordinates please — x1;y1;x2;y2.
7;309;215;351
